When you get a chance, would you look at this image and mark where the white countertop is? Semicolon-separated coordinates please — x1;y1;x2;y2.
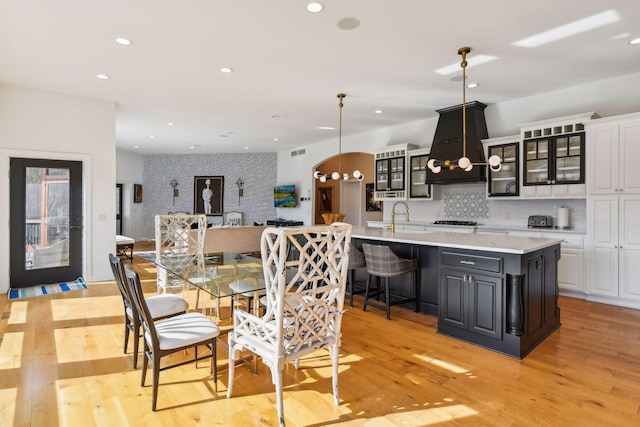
351;226;563;254
366;220;586;235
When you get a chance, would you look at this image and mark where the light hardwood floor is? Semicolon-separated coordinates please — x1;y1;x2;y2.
1;247;640;426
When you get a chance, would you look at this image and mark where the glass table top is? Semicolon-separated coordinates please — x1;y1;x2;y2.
153;251;266;298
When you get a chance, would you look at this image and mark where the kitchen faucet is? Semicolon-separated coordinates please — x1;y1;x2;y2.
389;201;409;233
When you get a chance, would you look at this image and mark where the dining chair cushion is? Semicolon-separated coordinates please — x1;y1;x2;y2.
125;294;189;320
149;312;220;350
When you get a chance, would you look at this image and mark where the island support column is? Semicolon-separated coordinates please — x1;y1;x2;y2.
507;274;523;336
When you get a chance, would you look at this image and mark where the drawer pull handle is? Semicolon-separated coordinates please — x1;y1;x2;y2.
460;260;476;265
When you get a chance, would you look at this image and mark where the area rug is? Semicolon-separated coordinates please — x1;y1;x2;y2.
8;277;87;300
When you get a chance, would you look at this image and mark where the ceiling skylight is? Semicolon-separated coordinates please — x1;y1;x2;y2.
512;9;621;48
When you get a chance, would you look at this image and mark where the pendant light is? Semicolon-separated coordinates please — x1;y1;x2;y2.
427;47;502;174
314;93;364;182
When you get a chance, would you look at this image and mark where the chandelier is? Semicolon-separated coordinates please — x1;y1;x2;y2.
314;93;364;182
427;47;502;174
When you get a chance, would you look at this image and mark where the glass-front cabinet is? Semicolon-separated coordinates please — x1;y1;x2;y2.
490;142;519;196
519;112;593;198
408;148;435;199
375;157;405;192
523;132;584;186
373;143;416;201
482;135;519;197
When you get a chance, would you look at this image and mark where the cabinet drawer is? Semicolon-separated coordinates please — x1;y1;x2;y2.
441;251;502;273
559;236;584;248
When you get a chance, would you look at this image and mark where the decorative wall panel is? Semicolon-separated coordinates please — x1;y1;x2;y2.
142;153;277;238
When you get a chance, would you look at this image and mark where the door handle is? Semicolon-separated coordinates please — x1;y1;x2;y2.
69;225;81;229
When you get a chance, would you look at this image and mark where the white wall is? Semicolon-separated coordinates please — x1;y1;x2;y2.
116;149;145;240
278;72;640;225
0;84;116;293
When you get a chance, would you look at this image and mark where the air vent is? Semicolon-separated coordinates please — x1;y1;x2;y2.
291;149;306;157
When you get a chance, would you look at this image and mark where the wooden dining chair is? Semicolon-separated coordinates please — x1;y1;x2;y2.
226;223;352;427
108;253;189;368
125;267;220;411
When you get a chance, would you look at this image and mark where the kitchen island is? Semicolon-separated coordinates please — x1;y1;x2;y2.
349;226;563;359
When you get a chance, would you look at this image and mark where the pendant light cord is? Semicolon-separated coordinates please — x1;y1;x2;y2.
337;93;345;175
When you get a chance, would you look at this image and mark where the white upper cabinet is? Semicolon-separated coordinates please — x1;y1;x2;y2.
586;112;640;195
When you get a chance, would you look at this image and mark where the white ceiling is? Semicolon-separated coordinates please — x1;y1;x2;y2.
1;1;639;155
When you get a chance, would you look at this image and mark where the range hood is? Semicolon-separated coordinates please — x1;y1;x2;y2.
425;101;489;184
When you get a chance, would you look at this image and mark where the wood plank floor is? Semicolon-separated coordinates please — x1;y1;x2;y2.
1;247;640;426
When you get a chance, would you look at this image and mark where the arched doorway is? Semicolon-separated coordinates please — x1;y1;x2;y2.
312;152;373;225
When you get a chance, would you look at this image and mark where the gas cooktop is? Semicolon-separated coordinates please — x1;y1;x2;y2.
433;220;478;226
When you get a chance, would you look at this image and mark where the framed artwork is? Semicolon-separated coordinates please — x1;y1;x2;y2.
317;187;333;213
366;183;382;211
193;176;224;216
133;184;143;203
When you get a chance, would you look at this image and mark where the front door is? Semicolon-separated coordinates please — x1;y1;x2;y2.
9;158;83;288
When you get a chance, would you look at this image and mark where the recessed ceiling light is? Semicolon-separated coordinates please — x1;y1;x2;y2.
149;135;155;138
133;145;139;149
631;38;640;45
244;146;249;150
306;2;324;13
273;138;279;141
115;37;132;46
435;55;497;76
220;67;233;73
167;122;175;126
512;9;620;48
317;126;335;130
374;110;383;114
189;146;195;149
96;74;110;80
467;82;479;88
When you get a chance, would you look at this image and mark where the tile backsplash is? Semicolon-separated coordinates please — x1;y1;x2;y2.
391;182;586;230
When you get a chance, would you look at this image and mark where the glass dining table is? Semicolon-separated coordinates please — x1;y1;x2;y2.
154;251;266;317
150;250;267;373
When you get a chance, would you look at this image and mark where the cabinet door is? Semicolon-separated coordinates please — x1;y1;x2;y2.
439;268;467;329
588;196;619;296
588;125;618;194
487;143;519;197
523;139;550;185
409;154;432;198
619;195;640;300
620;122;640;193
468;273;503;340
390;157;405;190
554;133;584;184
375;159;389;191
558;249;584;292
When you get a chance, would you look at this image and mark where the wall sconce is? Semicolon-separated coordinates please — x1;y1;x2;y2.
169;178;179;206
236;177;245;203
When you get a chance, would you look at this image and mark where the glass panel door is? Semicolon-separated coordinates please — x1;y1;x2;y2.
409;153;431;198
390;157;405;190
554;134;584;183
375;159;389;191
488;143;518;196
10;158;83;288
524;139;550;185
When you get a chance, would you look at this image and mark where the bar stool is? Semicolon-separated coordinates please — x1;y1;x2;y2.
361;243;418;320
347;245;367;307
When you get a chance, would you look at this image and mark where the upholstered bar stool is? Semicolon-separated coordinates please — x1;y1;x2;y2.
361;243;418;320
347;245;367;307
